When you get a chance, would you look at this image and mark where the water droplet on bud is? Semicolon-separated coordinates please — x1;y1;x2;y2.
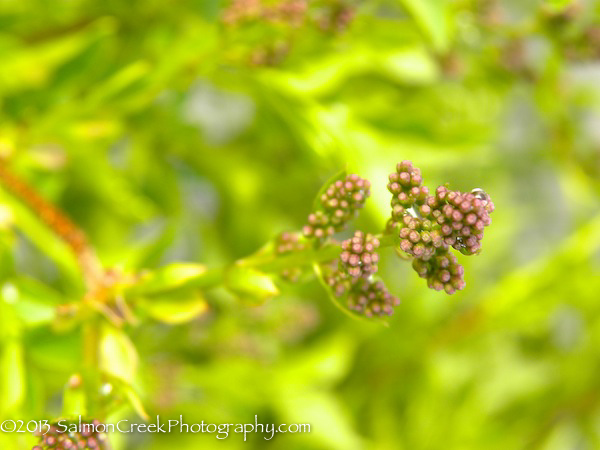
471;188;489;205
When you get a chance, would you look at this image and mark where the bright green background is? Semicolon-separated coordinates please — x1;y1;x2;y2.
1;0;600;448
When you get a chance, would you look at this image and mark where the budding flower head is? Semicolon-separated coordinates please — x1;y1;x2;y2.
322;261;351;298
346;278;400;317
339;231;380;278
32;419;109;450
274;231;308;282
412;250;466;295
387;161;494;294
387;161;428;222
303;173;370;238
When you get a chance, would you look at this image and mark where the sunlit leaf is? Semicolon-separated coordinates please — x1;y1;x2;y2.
131;263;208;295
312;168;347;212
139;289;209;325
400;0;452;52
62;375;87;417
0;340;26;414
225;265;279;305
99;325;138;384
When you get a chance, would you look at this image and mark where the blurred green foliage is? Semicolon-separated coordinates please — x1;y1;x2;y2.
1;0;600;448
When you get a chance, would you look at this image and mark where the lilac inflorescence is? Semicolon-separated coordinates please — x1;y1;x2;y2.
387;161;495;295
274;231;307;281
387;160;429;229
340;231;380;278
32;419;108;450
412;250;466;295
346;278;400;317
303;174;370;238
322;262;400;318
427;186;495;256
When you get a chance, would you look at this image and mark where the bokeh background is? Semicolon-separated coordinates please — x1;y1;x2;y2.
1;0;600;448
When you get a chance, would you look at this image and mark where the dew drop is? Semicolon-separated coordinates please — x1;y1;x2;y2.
471;188;489;205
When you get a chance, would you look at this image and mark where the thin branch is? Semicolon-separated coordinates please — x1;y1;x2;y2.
0;162;103;288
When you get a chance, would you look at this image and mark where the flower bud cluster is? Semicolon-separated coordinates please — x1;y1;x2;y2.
387;161;429;228
319;226;399;318
223;0;308;27
303;174;370;238
426;186;495;256
322;262;400;318
346;278;400;317
340;231;380;278
223;0;354;33
274;231;307;281
33;420;108;450
387;161;495;294
412;250;466;295
318;2;354;32
323;263;351;298
396;215;444;260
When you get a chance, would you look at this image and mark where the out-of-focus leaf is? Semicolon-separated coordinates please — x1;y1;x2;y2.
131;263;207;295
26;328;82;373
0;189;82;285
99;325;138;384
6;277;68;327
312;168;346;212
122;384;150;421
0;19;115;92
280;333;356;386
313;263;388;325
139;289;209;325
275;388;363;450
400;0;452;52
544;0;575;14
271;47;437;96
62;375;87;417
122;223;177;269
85;61;151;108
380;47;439;84
0;339;25;415
225;265;279;305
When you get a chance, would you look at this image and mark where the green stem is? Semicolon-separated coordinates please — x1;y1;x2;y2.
129;233;398;296
82;317;102;417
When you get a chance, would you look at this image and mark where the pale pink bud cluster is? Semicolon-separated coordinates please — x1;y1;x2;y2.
387;161;495;295
339;231;380;278
33;419;108;450
412;250;466;295
303;174;370;238
426;187;495;255
346;278;400;317
274;231;307;282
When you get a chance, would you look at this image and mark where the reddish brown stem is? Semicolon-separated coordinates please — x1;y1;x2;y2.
0;162;103;288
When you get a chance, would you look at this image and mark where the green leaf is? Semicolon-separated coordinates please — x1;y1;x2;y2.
0;340;25;414
0;188;82;286
313;263;389;326
312;168;347;212
62;375;87;417
99;325;138;384
5;277;69;328
225;265;279;305
123;224;177;269
122;384;150;421
131;263;208;295
379;47;439;84
400;0;452;52
25;328;82;373
0;18;114;93
544;0;575;14
138;289;209;325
